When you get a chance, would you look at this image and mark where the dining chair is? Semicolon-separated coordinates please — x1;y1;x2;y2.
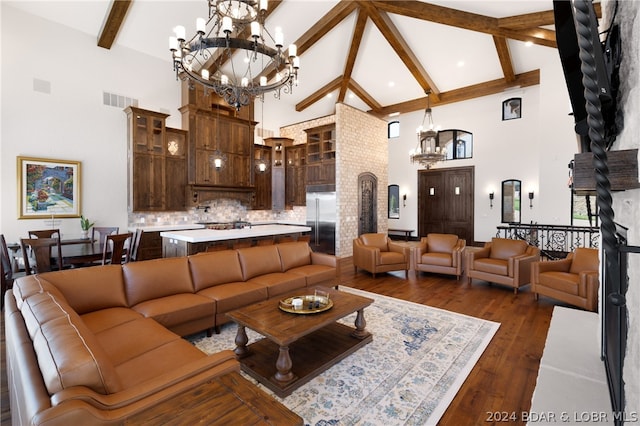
20;237;63;275
102;232;133;265
2;234;26;308
129;229;144;262
92;226;119;246
28;229;60;239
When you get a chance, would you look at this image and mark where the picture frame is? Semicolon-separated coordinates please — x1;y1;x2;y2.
17;156;81;219
388;184;400;219
502;97;522;120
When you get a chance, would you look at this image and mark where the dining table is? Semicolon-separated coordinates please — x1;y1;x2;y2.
60;242;108;267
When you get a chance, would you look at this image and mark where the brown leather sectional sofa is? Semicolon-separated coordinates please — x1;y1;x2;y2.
5;242;335;425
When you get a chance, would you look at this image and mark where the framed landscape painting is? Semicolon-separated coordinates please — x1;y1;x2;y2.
17;156;81;219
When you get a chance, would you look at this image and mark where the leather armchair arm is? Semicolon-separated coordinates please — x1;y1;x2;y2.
353;240;380;268
510;247;540;283
468;245;491;263
388;241;409;259
415;237;428;258
451;239;466;267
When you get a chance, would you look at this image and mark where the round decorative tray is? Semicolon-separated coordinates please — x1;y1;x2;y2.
279;294;333;314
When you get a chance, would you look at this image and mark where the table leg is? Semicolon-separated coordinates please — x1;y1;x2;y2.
234;325;249;358
352;308;368;339
274;346;295;383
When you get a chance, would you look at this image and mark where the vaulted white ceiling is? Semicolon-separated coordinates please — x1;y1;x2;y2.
9;1;585;118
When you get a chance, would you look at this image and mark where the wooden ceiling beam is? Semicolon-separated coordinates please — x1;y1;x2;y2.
339;8;368;102
295;76;342;112
294;1;357;56
373;69;540;117
362;2;440;101
97;0;132;49
493;36;515;83
371;0;556;48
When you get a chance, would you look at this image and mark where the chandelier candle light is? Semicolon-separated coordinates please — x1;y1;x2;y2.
170;0;300;110
410;90;446;168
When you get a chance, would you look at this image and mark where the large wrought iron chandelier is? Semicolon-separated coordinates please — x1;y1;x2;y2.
170;0;300;110
409;90;446;168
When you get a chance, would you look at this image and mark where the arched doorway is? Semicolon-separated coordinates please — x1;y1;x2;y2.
358;172;377;235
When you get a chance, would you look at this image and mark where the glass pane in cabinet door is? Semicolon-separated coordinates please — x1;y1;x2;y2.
134;115;149;152
151;118;164;154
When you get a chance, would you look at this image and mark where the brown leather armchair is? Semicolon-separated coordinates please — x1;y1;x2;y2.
532;247;599;312
353;233;410;278
415;233;466;279
467;238;540;294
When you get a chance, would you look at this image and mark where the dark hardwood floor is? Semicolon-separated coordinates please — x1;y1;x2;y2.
1;258;559;425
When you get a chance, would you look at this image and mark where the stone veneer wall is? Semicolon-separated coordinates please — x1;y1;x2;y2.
280;104;387;257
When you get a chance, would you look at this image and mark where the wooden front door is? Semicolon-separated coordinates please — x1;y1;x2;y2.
358;173;377;235
418;166;474;244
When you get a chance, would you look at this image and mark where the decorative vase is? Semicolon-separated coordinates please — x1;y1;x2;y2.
81;230;89;239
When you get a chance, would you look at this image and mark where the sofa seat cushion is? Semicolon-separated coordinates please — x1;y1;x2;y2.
538;271;580;295
20;292;122;395
132;293;215;330
249;273;306;298
288;264;335;286
197;282;268;314
92;317;182;366
189;250;244;291
473;258;508;276
379;251;405;265
237;245;283;280
115;339;207;389
81;307;143;334
420;252;453;267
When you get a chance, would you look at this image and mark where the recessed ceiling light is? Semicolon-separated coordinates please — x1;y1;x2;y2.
326;93;333;98
349;93;354;99
457;60;465;67
388;81;395;87
525;41;534;47
388;112;400;117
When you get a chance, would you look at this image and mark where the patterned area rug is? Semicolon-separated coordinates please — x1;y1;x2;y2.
189;287;500;426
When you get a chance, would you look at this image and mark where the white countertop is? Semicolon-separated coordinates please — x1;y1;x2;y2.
160;224;311;243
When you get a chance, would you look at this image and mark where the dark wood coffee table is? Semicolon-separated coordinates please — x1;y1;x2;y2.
226;286;374;397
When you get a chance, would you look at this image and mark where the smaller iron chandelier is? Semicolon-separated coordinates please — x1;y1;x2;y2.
409;90;446;169
170;0;300;110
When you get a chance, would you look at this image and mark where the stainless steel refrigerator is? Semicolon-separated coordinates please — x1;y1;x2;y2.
306;185;336;255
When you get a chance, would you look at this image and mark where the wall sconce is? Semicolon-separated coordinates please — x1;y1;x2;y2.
402;194;407;207
529;191;535;208
455;186;460;195
489;192;494;208
255;160;269;173
429;187;435;196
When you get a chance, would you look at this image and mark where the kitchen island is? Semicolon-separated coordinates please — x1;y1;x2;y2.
160;224;311;257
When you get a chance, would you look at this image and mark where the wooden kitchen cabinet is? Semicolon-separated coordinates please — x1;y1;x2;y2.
165;127;188;211
251;144;272;210
126;107;170;212
305;125;335;185
285;144;306;206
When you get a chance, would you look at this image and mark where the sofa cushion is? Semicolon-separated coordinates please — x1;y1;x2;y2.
490;238;527;260
197;281;268;314
277;242;311;271
131;293;215;330
39;265;127;314
237;245;282;280
359;233;388;251
421;252;452;267
12;275;66;309
123;257;195;306
379;251;405;265
81;307;144;334
249;273;306;298
20;292;122;395
538;271;580;295
569;248;599;274
427;234;458;254
288;264;336;286
189;250;244;291
473;258;508;276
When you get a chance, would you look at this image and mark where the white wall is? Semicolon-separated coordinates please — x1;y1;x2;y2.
386;45;577;243
1;4;181;243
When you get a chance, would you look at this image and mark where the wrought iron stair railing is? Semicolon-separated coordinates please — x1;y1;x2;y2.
496;223;599;259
